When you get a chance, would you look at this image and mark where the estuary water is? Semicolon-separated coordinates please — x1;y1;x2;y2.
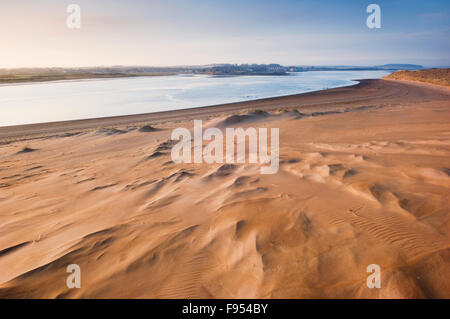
0;70;390;127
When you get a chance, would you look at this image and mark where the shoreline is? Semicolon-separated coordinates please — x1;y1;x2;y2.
0;79;377;141
0;73;177;88
0;78;447;143
0;72;177;86
0;71;294;86
0;77;361;127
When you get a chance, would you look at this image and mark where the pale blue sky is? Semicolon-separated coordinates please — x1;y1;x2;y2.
1;0;449;67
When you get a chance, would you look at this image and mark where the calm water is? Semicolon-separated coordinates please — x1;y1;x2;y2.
0;70;389;127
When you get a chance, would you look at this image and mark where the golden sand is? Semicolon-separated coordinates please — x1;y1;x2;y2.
0;79;449;298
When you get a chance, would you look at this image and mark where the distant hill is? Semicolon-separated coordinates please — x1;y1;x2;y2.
384;68;450;86
288;64;423;72
376;64;423;70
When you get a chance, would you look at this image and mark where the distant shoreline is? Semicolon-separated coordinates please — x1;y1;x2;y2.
0;63;422;85
0;72;177;85
0;72;296;85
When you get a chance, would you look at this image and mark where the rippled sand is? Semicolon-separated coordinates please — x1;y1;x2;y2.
0;79;449;298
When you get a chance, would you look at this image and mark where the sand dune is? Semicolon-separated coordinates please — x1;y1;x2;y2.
0;79;449;298
385;68;450;87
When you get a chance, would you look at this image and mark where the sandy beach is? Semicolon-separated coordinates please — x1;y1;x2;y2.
0;78;449;298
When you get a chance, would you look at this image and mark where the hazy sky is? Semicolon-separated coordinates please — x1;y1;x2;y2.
1;0;449;68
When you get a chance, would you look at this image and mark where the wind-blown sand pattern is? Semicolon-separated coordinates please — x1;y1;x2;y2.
0;79;449;298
